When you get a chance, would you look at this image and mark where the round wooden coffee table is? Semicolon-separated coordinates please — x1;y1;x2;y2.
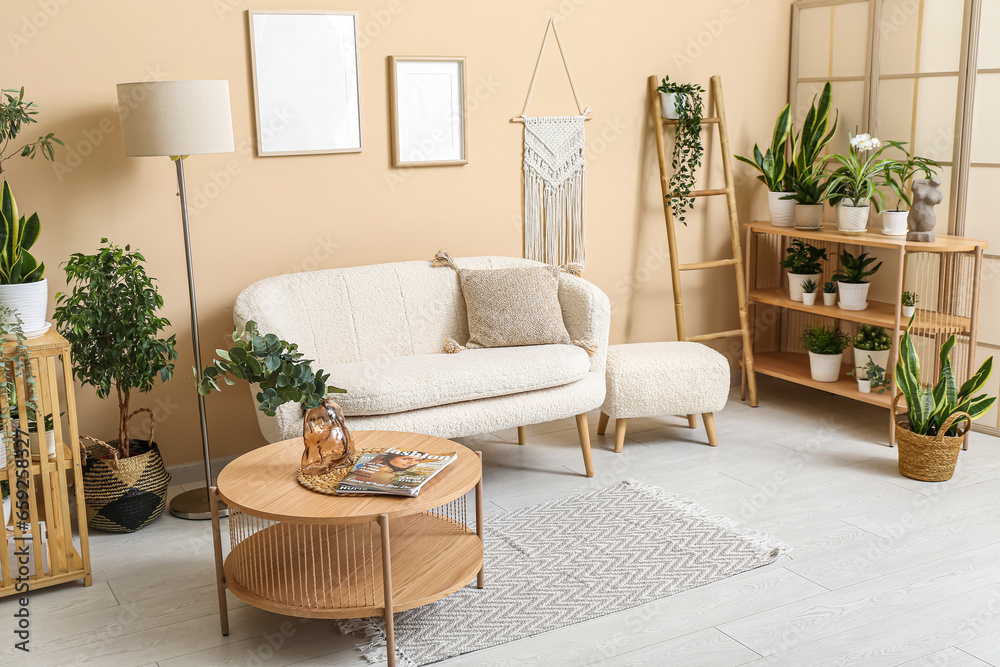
209;431;484;667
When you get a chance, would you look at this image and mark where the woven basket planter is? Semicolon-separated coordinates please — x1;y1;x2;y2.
80;409;171;532
892;393;970;482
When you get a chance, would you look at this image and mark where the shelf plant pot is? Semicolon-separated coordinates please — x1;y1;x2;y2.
29;430;56;459
807;351;843;383
893;394;970;482
788;272;821;302
837;204;870;235
853;348;890;374
837;281;870;311
0;278;48;335
857;379;871;393
659;91;683;119
768;192;797;227
802;292;817;306
882;210;908;236
823;292;837;306
794;204;824;230
902;304;915;317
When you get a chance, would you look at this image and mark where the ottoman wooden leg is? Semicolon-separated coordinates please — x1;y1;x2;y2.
614;419;628;453
575;414;594;478
517;426;526;445
703;412;718;447
597;412;609;435
686;414;698;429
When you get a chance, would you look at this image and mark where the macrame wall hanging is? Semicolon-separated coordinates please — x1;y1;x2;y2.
513;19;592;267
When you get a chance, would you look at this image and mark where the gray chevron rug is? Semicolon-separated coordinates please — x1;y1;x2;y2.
340;480;786;666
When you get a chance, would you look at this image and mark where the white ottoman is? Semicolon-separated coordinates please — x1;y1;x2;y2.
598;342;730;452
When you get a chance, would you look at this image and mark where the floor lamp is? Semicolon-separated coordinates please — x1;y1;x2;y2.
117;80;234;520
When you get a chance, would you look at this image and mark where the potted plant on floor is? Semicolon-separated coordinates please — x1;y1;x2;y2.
801;278;819;306
902;290;919;317
832;249;882;311
780;240;828;302
824;132;900;235
801;323;850;383
735;104;795;226
656;76;704;225
53;240;177;533
853;324;892;372
894;321;995;481
823;281;837;306
881;144;939;236
849;356;889;394
786;82;838;230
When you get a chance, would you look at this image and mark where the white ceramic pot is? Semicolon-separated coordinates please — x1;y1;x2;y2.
659;91;683;119
882;210;909;236
857;379;872;394
768;191;797;227
823;292;837;306
837;204;870;234
2;495;9;528
29;430;56;459
808;351;844;383
902;304;916;317
0;278;48;334
795;204;824;230
788;272;821;302
802;292;817;306
838;281;871;311
854;347;890;374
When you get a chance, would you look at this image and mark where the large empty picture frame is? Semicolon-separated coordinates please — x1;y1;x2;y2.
389;56;467;167
249;10;362;156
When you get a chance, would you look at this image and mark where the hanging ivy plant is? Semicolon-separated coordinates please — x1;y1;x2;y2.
657;76;705;225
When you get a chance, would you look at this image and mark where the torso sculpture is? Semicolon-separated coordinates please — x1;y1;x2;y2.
300;399;355;476
907;176;943;242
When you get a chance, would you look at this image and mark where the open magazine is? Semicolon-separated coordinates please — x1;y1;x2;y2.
337;447;457;497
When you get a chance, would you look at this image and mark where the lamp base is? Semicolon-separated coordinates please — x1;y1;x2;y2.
170;487;229;520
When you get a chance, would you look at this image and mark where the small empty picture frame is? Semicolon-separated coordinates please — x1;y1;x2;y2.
389;56;467;167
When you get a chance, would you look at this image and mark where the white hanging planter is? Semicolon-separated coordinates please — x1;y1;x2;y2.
823;291;837;306
768;191;797;227
837;203;870;235
795;204;824;230
29;430;57;459
838;281;871;311
854;347;890;374
902;304;916;317
857;379;872;393
802;292;817;306
788;272;821;302
0;278;49;335
808;351;843;383
659;91;684;119
882;210;909;236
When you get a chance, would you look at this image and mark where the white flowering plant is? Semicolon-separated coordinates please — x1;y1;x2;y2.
823;132;903;211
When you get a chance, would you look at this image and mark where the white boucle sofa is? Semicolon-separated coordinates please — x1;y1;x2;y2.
234;256;611;476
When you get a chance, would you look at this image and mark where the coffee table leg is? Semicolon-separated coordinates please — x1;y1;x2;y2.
379;513;396;667
475;451;485;589
210;486;229;636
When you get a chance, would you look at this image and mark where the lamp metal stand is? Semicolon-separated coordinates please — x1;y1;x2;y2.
168;157;228;520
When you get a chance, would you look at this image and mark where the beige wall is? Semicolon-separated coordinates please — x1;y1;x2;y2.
5;0;793;465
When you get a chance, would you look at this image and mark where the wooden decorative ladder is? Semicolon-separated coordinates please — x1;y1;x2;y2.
648;74;758;406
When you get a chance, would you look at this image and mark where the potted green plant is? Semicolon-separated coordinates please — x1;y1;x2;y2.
824;132;901;235
801;323;850;383
901;290;919;317
735;104;794;226
786;82;838;230
53;240;177;533
823;281;837;306
849;355;889;394
832;249;882;311
656;76;704;225
780;240;828;302
801;278;819;306
893;321;995;481
853;323;892;372
881;144;939;236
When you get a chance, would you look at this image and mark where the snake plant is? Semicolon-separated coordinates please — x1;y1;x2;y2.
0;180;44;284
895;320;995;436
785;82;839;205
735;103;792;192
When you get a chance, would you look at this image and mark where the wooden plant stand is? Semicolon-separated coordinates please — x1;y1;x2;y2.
211;431;485;667
1;331;92;596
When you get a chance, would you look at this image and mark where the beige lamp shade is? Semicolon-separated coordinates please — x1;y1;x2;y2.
117;80;235;157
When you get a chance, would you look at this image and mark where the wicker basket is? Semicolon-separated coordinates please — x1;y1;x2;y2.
892;393;971;482
80;408;171;533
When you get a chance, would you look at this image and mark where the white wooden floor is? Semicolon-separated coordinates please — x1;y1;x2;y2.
4;377;1000;667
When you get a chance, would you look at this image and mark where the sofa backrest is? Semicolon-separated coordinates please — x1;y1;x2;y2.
233;256;544;366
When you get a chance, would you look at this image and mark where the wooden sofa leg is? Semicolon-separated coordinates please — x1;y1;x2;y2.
597;412;609;435
703;413;718;447
686;414;697;429
517;426;526;445
575;414;594;478
614;419;628;453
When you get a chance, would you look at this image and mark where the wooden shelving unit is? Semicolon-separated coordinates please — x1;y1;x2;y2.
744;221;988;446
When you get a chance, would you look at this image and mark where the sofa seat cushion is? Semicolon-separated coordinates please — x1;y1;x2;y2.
330;344;592;417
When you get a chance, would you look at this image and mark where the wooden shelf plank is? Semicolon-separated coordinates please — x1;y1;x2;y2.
744;221;988;253
753;351;894;409
749;288;971;334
